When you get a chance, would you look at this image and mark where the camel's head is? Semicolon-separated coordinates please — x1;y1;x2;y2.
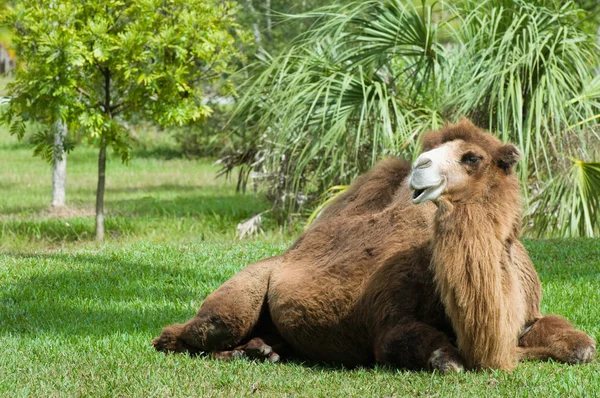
408;120;521;205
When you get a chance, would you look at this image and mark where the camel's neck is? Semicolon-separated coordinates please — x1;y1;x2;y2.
431;199;523;370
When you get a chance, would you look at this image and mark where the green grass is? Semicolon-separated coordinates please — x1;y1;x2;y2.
0;130;285;251
1;127;599;396
1;240;599;397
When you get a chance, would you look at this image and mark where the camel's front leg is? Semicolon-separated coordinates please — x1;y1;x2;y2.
211;335;289;363
518;315;596;364
374;321;465;373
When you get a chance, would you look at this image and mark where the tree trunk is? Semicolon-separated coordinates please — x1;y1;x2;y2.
265;0;272;39
51;120;67;207
95;144;107;241
245;0;262;46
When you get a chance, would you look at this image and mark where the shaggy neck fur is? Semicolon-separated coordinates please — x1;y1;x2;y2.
431;185;524;370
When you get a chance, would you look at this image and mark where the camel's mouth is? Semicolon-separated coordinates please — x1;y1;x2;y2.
409;177;446;204
413;189;425;200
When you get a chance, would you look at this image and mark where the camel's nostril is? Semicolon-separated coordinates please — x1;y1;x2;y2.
414;158;432;169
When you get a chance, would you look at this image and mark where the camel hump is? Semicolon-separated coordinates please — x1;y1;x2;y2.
315;157;411;223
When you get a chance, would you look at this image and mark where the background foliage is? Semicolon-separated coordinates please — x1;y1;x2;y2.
1;0;250;240
2;0;248;159
230;0;600;236
2;0;599;237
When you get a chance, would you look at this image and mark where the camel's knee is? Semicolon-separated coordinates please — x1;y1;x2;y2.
152;310;245;355
152;323;201;355
520;315;596;364
182;310;245;352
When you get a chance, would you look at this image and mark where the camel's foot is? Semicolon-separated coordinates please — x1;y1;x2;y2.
211;350;245;360
211;337;281;363
569;343;596;364
152;323;201;355
519;315;596;365
428;348;465;373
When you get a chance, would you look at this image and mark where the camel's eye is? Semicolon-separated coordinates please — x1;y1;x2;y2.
461;152;482;166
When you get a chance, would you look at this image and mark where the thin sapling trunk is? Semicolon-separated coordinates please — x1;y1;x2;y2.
51;119;67;207
95;144;107;241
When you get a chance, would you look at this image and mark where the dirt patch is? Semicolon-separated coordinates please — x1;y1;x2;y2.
44;205;95;219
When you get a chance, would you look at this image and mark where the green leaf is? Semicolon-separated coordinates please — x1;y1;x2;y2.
305;185;349;229
526;158;600;238
232;0;600;232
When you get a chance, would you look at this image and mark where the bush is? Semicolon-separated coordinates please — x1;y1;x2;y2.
230;0;600;235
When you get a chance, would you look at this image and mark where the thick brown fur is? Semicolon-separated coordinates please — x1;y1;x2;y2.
153;121;595;371
428;120;528;369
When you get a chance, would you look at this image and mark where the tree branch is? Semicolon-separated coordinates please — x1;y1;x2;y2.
76;86;105;110
104;67;111;116
110;102;130;115
75;86;92;99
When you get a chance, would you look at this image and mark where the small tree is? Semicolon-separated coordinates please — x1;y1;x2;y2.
2;0;248;240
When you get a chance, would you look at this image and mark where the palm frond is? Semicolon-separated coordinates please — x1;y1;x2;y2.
230;0;600;236
305;185;349;229
445;0;600;193
232;0;441;213
526;159;600;238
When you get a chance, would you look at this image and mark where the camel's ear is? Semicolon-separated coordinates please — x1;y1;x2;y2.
496;144;521;174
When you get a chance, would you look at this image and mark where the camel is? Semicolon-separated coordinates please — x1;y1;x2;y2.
153;120;596;371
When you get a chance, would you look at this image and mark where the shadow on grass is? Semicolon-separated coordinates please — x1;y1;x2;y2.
0;141;33;151
0;204;52;216
0;192;270;243
0;251;219;337
0;217;136;244
54;183;223;200
131;146;185;160
524;239;600;281
0;181;16;190
105;184;208;195
108;194;269;219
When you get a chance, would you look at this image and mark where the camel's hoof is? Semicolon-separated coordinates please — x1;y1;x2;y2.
569;344;596;364
429;348;465;373
267;352;281;364
212;350;245;360
245;338;273;359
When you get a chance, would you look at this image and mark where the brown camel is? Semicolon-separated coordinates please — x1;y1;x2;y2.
153;120;595;371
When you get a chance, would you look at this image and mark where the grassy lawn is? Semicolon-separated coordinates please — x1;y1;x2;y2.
0;129;283;252
1;129;599;397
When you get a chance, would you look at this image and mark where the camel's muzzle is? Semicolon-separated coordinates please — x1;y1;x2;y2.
408;160;447;205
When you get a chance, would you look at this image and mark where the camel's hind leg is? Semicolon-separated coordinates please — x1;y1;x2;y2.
518;315;596;364
153;256;281;355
